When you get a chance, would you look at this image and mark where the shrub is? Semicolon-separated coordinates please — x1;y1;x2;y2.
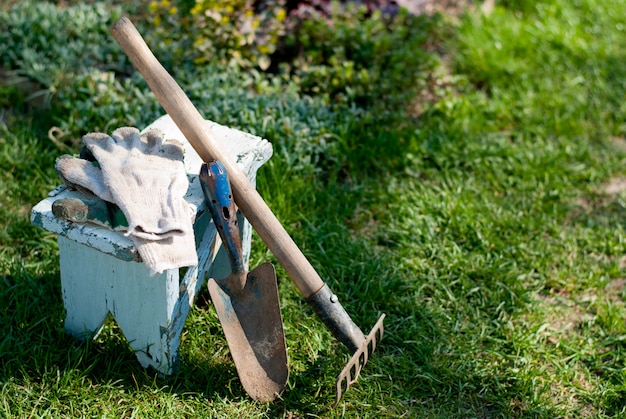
0;2;128;89
146;0;287;70
175;64;349;173
146;0;437;109
282;3;436;107
52;71;163;140
0;1;435;176
0;1;346;172
0;1;158;144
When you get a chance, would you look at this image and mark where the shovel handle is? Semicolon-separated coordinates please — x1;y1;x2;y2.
199;161;245;277
110;17;324;298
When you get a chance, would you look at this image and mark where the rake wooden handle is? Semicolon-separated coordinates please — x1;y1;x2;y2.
110;17;324;298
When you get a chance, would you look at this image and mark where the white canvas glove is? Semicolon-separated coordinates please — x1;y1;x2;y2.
55;155;115;203
55;127;197;275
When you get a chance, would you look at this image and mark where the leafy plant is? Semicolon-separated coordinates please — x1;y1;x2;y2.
145;0;437;110
0;2;128;88
175;64;349;173
282;2;436;107
51;71;163;142
146;0;288;69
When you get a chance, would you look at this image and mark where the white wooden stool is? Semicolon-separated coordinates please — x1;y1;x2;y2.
31;115;272;374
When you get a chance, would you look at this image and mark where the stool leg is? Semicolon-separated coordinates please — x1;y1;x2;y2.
58;236;109;339
107;265;179;374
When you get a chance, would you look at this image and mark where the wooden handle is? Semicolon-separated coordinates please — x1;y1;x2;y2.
110;17;324;297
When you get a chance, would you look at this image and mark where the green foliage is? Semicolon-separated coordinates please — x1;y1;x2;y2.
283;4;436;107
146;0;437;109
0;1;144;142
0;2;128;87
0;0;351;166
52;71;163;140
146;0;287;70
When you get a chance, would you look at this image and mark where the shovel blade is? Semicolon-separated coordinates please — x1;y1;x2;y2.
208;262;288;402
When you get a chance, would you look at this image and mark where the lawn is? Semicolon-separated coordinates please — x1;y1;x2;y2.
2;0;626;417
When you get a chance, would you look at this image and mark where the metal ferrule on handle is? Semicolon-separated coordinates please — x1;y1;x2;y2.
306;284;365;353
200;161;245;277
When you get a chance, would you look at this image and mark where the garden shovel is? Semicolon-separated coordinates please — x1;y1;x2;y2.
200;160;288;402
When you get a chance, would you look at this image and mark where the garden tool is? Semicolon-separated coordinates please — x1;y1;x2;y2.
110;17;385;402
199;160;288;402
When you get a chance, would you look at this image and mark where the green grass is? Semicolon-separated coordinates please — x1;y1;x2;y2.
3;0;626;417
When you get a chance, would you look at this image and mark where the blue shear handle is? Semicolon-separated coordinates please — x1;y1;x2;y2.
200;160;245;276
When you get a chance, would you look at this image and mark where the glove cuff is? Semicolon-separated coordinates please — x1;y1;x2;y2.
132;233;198;276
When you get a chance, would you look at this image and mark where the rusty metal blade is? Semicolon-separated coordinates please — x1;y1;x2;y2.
208;262;288;402
335;313;385;403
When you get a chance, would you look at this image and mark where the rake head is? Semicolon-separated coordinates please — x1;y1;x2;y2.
335;313;386;403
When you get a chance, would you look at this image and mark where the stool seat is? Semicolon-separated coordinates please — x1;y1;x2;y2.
31;115;272;374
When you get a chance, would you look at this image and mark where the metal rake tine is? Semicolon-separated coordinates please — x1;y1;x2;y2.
335;314;386;403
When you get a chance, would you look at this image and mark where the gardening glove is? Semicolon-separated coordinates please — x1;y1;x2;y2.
55;154;115;203
54;127;197;275
54;155;130;231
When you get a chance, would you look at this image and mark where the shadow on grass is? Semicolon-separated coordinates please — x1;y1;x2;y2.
0;239;565;417
0;261;245;403
264;173;569;416
0;258;347;412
